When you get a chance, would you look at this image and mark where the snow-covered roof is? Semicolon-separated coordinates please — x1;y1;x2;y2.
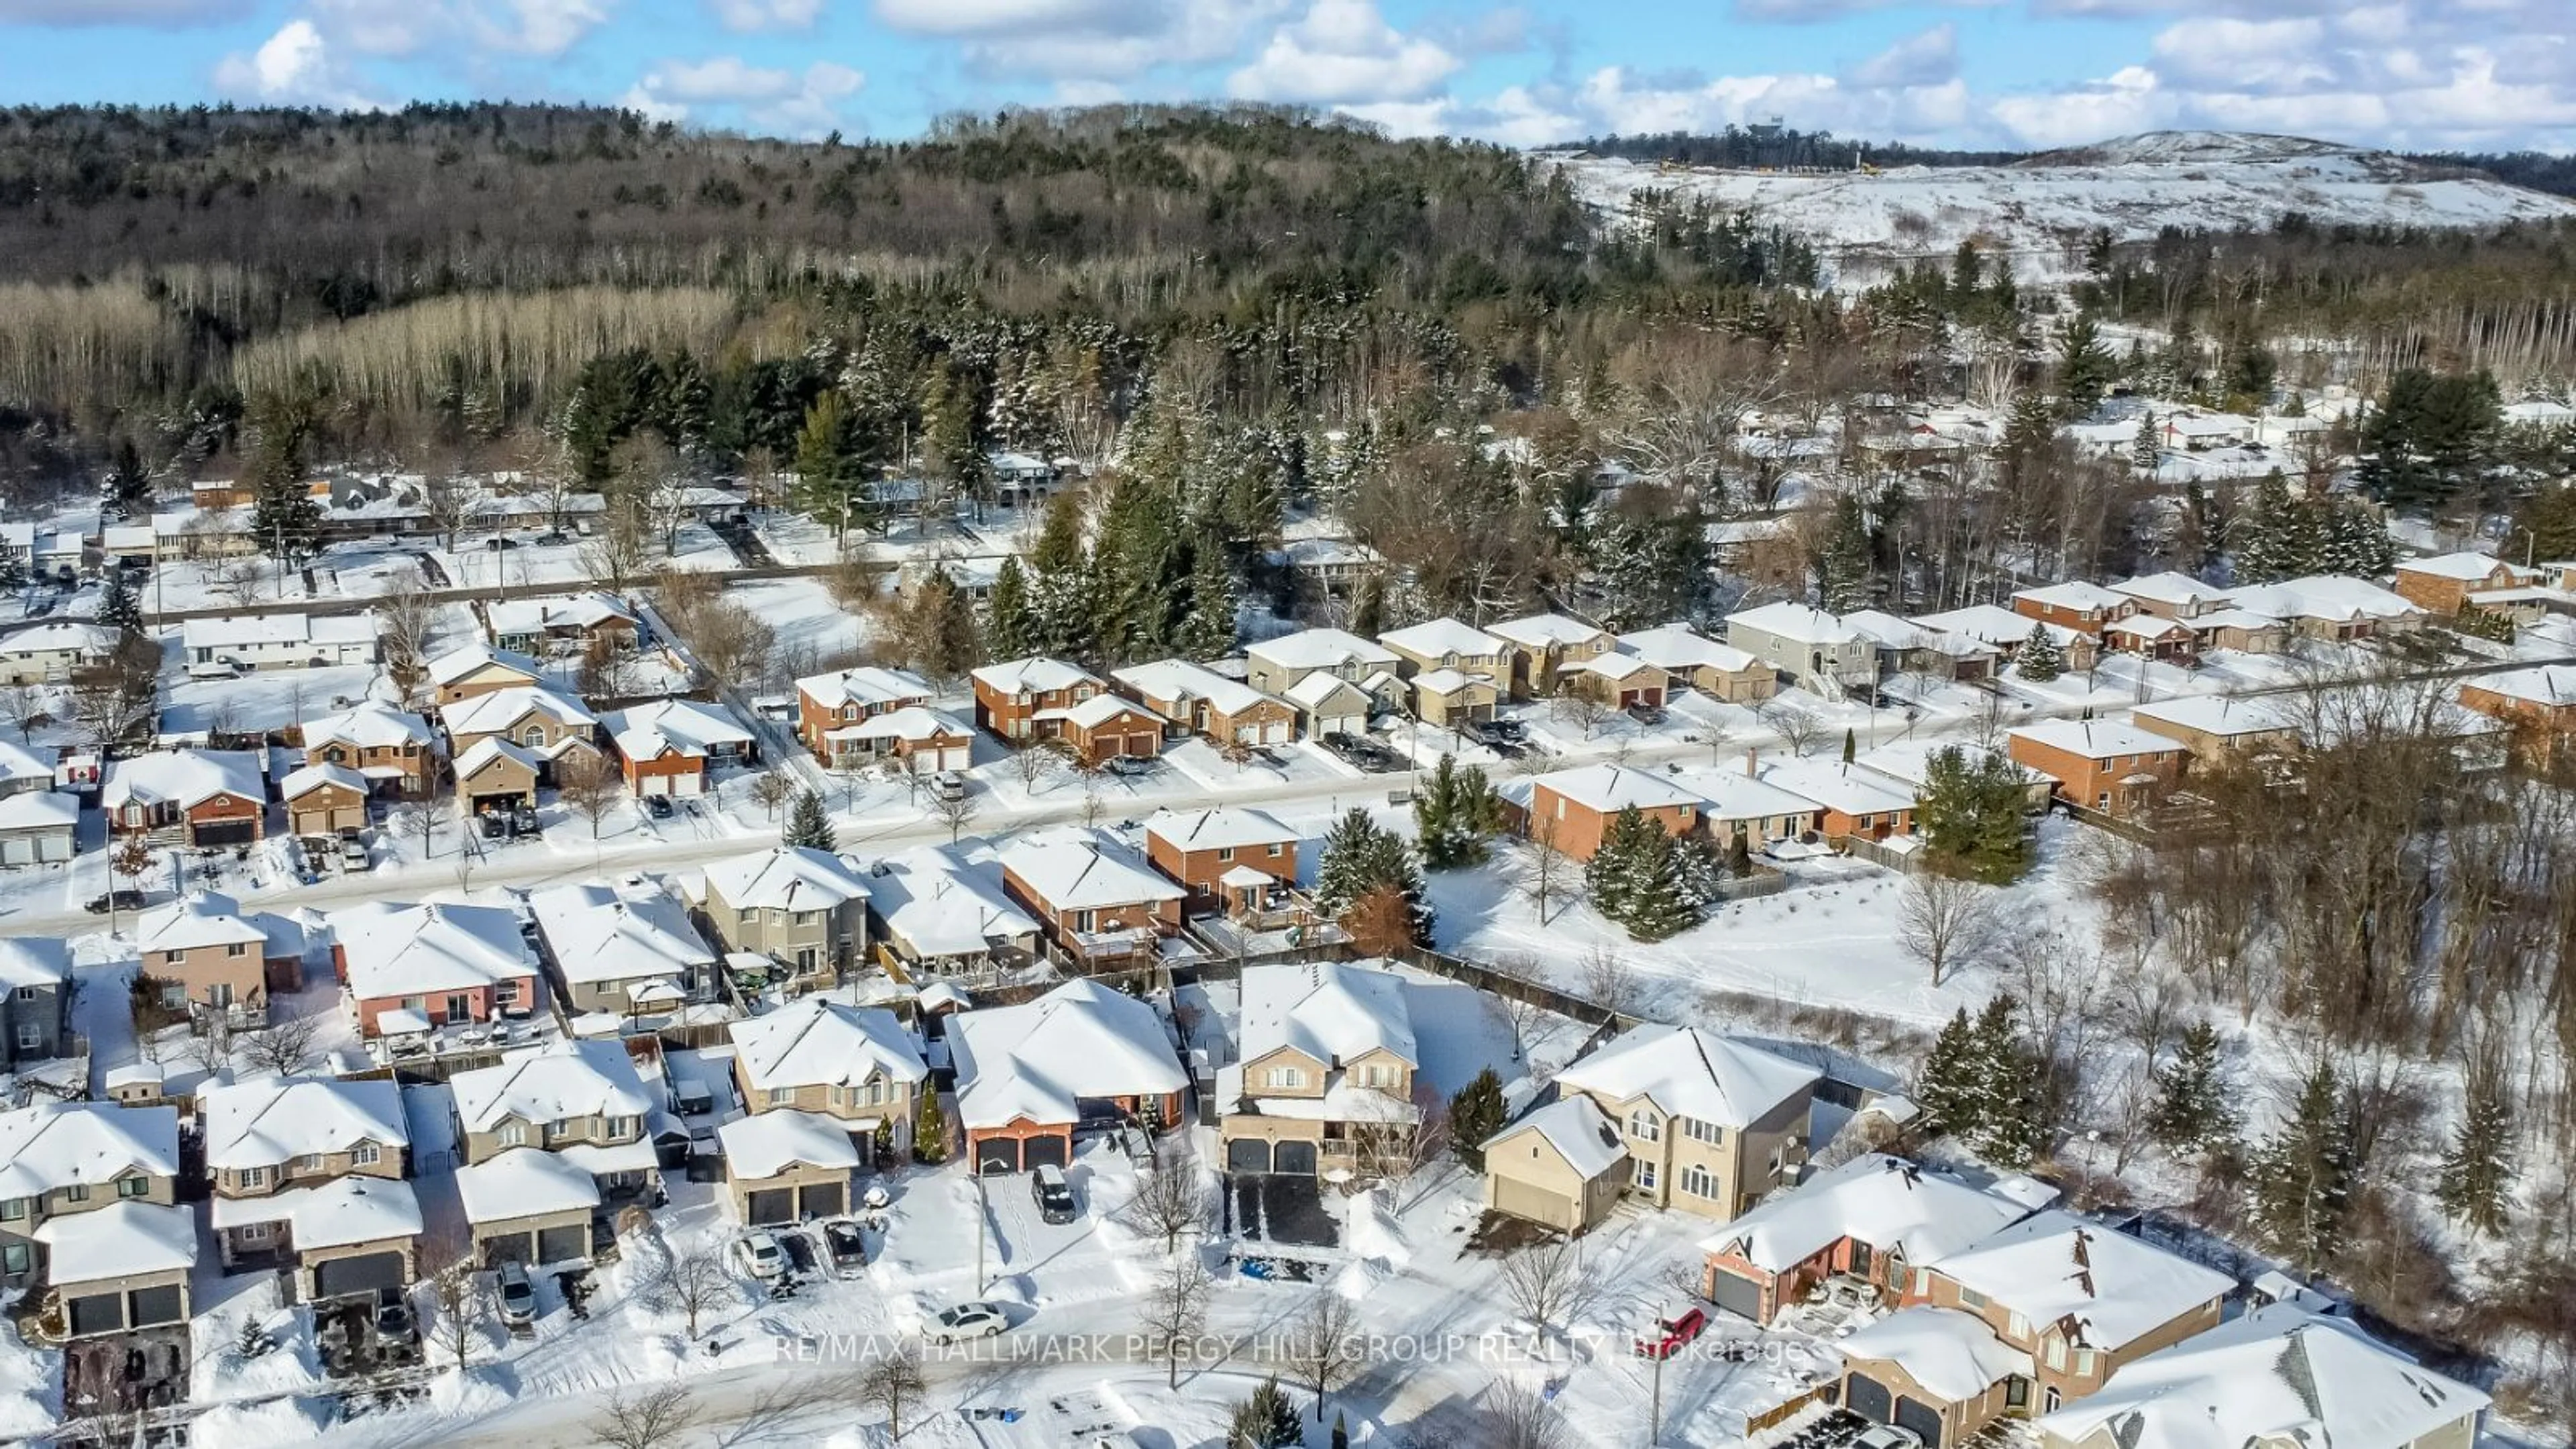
2110;571;2225;609
1032;692;1157;729
1727;602;1863;646
454;1146;601;1225
1694;769;1827;824
2103;614;2196;639
280;761;369;801
1843;608;1997;658
1617;624;1760;675
2464;663;2576;708
1573;651;1664;684
101;749;265;813
1558;1024;1816;1130
2035;1302;2489;1449
1240;960;1417;1071
971;656;1100;695
1379;618;1505;659
1853;739;2050;793
180;612;374;653
427;642;543;688
1840;1305;2034;1401
202;1076;407;1169
2129;695;2299;738
1532;763;1703;814
951;979;1186;1131
2009;718;2186;759
0;1102;180;1199
1487;613;1611;649
455;736;542;781
1759;759;1917;817
866;847;1040;959
830;704;971;743
1412;667;1493;695
730;995;927;1093
0;621;115;657
34;1201;197;1283
1937;1209;2234;1352
1702;1154;2037;1272
2182;607;2288;633
1913;605;2084;650
700;846;870;912
450;1038;652;1133
0;739;51;788
1144;806;1298;855
1285;671;1371;709
208;1173;423;1250
0;791;75;832
331;899;538;1001
1487;1093;1626;1179
996;830;1185;912
486;591;639;636
1112;658;1285;720
528;881;714;987
303;700;437;753
599;698;752;761
443;686;597;738
2398;550;2528;582
797;665;933;712
2012;580;2131;612
718;1108;866;1179
0;937;69;991
2222;575;2423;625
1248;629;1402;675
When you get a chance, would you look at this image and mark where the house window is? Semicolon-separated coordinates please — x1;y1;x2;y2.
2007;1311;2030;1340
240;1166;270;1189
1680;1164;1717;1198
236;1221;270;1243
1267;843;1283;857
1217;847;1234;863
13;1025;38;1052
2043;1337;2068;1371
547;1118;575;1141
1959;1286;1989;1311
2074;1348;2097;1377
62;1183;88;1203
225;943;246;957
498;1123;526;1148
1263;1067;1305;1090
11;987;32;1002
1631;1160;1658;1191
352;1143;381;1167
1;1242;25;1274
297;1154;324;1173
116;1177;147;1199
1680;1118;1723;1146
768;1088;796;1108
0;1197;23;1222
1627;1110;1661;1142
2005;1377;2029;1409
161;951;184;967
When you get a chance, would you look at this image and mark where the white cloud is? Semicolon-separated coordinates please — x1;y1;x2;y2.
1228;0;1462;105
1848;23;1960;90
871;0;1289;83
625;55;864;136
708;0;824;28
304;0;620;58
0;0;250;23
212;19;382;108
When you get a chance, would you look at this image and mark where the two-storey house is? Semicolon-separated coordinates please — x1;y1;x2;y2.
426;643;545;706
996;828;1187;972
2011;582;2136;638
1509;763;1705;861
0;938;71;1071
441;686;600;786
599;698;755;796
1616;625;1777;704
1112;659;1298;748
724;996;927;1221
1487;613;1617;699
450;1039;659;1205
2006;720;2190;819
1700;1154;2039;1325
971;657;1110;743
696;845;872;985
132;891;306;1024
1725;603;1874;693
0;1102;193;1338
528;879;721;1018
201;1076;421;1301
1142;806;1300;917
794;665;934;757
1244;629;1399;698
1219;962;1422;1178
301;700;443;798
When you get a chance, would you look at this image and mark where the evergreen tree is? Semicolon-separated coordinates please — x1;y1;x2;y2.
2520;481;2576;565
1028;489;1099;661
1413;753;1501;869
2147;1021;2237;1159
1585;806;1697;942
1841;727;1856;765
250;472;323;564
2233;470;2298;583
1815;494;1874;612
1449;1068;1506;1170
1584;805;1656;924
984;556;1040;661
1332;1411;1350;1449
2057;314;2116;418
1349;570;1387;637
794;391;867;536
1914;746;2035;883
97;574;144;637
1312;808;1427;934
1726;827;1753;878
1177;544;1238;661
1227;1379;1302;1449
2321;500;2396;578
2131;412;2160;474
784;789;836;852
1967;995;2047;1166
1917;1008;1986;1138
2250;1062;2357;1273
2016;624;2063;683
912;1088;948;1165
1092;475;1191;661
2436;1067;2514;1236
2357;368;2503;514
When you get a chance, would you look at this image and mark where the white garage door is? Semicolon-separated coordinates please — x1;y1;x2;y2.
667;773;704;797
37;835;67;864
1260;720;1290;745
0;836;29;867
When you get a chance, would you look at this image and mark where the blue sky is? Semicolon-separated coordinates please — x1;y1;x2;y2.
1;0;2571;152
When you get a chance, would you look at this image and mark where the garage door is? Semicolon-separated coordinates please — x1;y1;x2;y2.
481;1233;535;1267
1894;1397;1945;1447
1020;1135;1069;1171
639;775;671;797
38;835;68;864
193;819;258;848
537;1224;588;1263
1226;1139;1272;1173
0;837;30;866
314;1251;407;1301
66;1293;122;1337
1273;1140;1318;1175
1845;1372;1892;1424
127;1283;184;1328
800;1182;846;1218
975;1137;1022;1175
1261;721;1289;745
744;1188;794;1226
1706;1269;1765;1323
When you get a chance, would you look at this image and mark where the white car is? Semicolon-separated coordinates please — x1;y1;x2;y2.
1851;1428;1923;1449
922;1301;1010;1344
732;1230;787;1280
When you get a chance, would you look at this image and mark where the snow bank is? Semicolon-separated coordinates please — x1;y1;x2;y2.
191;1395;329;1449
0;1322;58;1440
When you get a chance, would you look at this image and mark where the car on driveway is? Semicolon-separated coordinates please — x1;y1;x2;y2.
1031;1163;1077;1224
83;890;148;915
1633;1307;1707;1359
370;1285;416;1349
732;1230;787;1280
922;1301;1010;1344
779;1229;818;1277
1851;1427;1923;1449
643;794;674;819
821;1220;867;1278
496;1262;537;1327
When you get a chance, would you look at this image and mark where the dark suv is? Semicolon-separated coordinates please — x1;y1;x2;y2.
1031;1164;1077;1224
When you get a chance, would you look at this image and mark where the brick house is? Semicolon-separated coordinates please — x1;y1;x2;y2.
2109;571;2229;621
301;700;443;798
2459;664;2576;767
996;828;1187;971
2011;581;2135;637
201;1077;420;1301
794;665;934;756
949;979;1189;1173
2128;696;2304;769
971;656;1108;743
1570;651;1671;708
1509;763;1703;861
281;763;370;837
1616;625;1777;703
2393;551;2536;616
1030;693;1165;767
599;698;755;795
2101;614;2198;661
1112;659;1297;747
331;899;543;1038
2007;720;2190;818
426;643;545;706
1760;759;1919;843
131;891;306;1023
1699;1155;2039;1325
102;749;268;847
1487;613;1618;698
1142;806;1299;915
813;706;974;775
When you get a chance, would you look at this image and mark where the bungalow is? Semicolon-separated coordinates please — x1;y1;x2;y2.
1142;806;1299;916
132;891;305;1021
1409;667;1502;728
103;749;267;847
2128;696;2304;768
718;1110;867;1226
2011;582;2135;637
202;1077;419;1301
1569;651;1670;709
454;737;543;815
1913;606;2102;676
441;686;599;783
794;666;934;755
600;698;755;795
696;846;873;983
1762;759;1918;843
729;995;927;1160
486;592;642;655
1484;1026;1818;1234
426;643;545;706
2392;551;2535;616
1244;629;1401;697
1030;692;1165;768
1699;1154;2039;1326
1487;613;1617;698
1379;618;1509;683
0;739;54;798
2221;576;2425;641
2160;411;2251;450
1511;763;1703;861
180;612;376;673
2109;571;2228;621
949;979;1188;1173
1853;739;2056;816
331;899;543;1038
2007;720;2190;818
450;1040;659;1206
1725;603;1873;694
1112;659;1297;748
0;1102;192;1336
1285;671;1373;740
971;656;1110;743
0;790;76;867
529;880;720;1018
0;939;70;1069
1844;610;2000;683
0;622;117;684
816;705;973;775
1219;961;1422;1178
2459;664;2576;767
282;763;370;837
1616;625;1776;704
302;700;442;797
2100;613;2198;662
997;828;1187;971
455;1148;600;1268
2181;607;2292;655
1697;768;1823;847
864;846;1043;976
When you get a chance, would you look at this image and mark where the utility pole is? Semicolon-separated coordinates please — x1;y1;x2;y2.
1648;1345;1664;1447
973;1170;990;1293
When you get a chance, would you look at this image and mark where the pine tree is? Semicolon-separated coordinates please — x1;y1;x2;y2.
2148;1021;2237;1159
1917;1008;1986;1138
1028;490;1098;661
794;392;867;536
1349;571;1387;637
2521;481;2576;565
912;1089;948;1165
1615;828;1699;942
1726;827;1753;879
1816;494;1874;612
1449;1068;1506;1170
784;789;835;852
2131;413;2159;474
1914;746;2035;883
2321;500;2396;578
2016;624;2063;683
1228;1379;1302;1449
2250;1062;2356;1273
1584;805;1656;924
97;574;144;637
1413;753;1499;869
1841;728;1856;764
2057;313;2116;418
1967;995;2046;1166
1177;544;1239;661
2234;470;2297;584
2436;1067;2514;1236
1312;808;1424;928
1332;1411;1350;1449
985;557;1039;661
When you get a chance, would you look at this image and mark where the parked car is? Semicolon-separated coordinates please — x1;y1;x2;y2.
643;794;674;819
928;770;969;802
732;1230;787;1280
1852;1428;1923;1449
339;835;370;869
496;1262;537;1327
83;890;148;914
370;1284;416;1347
1102;754;1155;777
1633;1307;1707;1359
821;1220;867;1279
922;1301;1010;1344
1031;1163;1077;1225
779;1230;818;1277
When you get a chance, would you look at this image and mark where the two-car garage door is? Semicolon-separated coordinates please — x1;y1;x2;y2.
0;831;68;866
483;1225;589;1267
742;1182;850;1226
314;1251;407;1302
1843;1373;1946;1447
973;1134;1069;1175
65;1283;185;1336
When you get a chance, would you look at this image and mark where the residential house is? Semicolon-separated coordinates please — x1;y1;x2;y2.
2129;696;2304;769
1285;671;1373;740
486;592;642;655
1478;1095;1630;1233
1509;763;1703;861
0;739;56;797
2007;720;2191;818
2461;664;2576;767
0;939;70;1069
2011;582;2136;637
1486;1025;1816;1232
729;994;927;1169
529;880;720;1018
201;1077;420;1301
2035;1303;2487;1449
1617;625;1777;703
180;612;376;673
984;449;1058;501
1142;806;1300;916
814;705;974;775
441;686;600;784
2101;614;2198;661
1912;606;2101;676
600;698;756;795
2110;572;2229;621
1487;613;1617;698
996;828;1187;971
454;738;543;814
133;891;305;1022
1378;619;1509;685
0;791;75;867
331;899;543;1038
2394;551;2536;616
794;666;934;756
1844;610;2000;683
0;622;117;684
427;643;545;706
301;700;442;797
1409;667;1503;727
103;749;267;847
1697;767;1823;849
282;762;370;837
1725;603;1873;694
949;979;1188;1173
1853;739;2056;816
0;1102;193;1338
1112;659;1297;748
696;846;873;983
863;846;1042;977
1761;759;1918;844
1699;1154;2041;1325
455;1148;600;1268
2160;411;2251;450
1273;537;1384;604
2187;609;2292;655
2222;576;2426;641
1219;961;1421;1177
1570;651;1672;708
450;1039;660;1204
1244;629;1401;697
971;657;1110;743
717;1109;868;1224
1031;692;1165;767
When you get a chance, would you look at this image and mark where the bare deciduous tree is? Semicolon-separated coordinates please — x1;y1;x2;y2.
656;1240;736;1340
238;1012;323;1075
0;682;41;741
1578;942;1640;1016
684;600;777;691
1284;1291;1366;1424
928;781;980;843
588;1383;698;1449
1477;1381;1570;1449
1010;739;1065;796
422;1251;489;1373
1498;1237;1590;1348
555;751;623;843
749;770;796;822
1521;811;1571;926
1118;1145;1212;1254
1551;686;1613;741
858;1343;926;1440
378;579;437;706
1758;700;1824;757
1138;1252;1210;1389
1897;869;2004;986
1484;955;1553;1064
582;498;653;594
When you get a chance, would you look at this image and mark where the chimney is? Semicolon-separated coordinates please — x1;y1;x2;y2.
1744;747;1758;778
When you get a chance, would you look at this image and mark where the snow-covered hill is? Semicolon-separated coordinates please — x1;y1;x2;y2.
1548;129;2576;288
